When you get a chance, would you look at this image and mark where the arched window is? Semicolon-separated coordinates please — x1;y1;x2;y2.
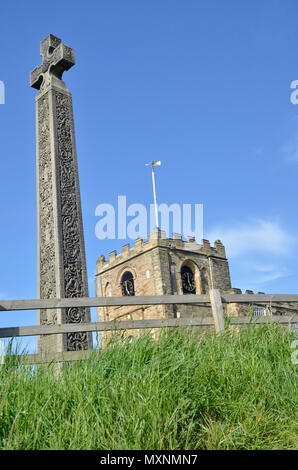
181;265;196;294
120;271;135;296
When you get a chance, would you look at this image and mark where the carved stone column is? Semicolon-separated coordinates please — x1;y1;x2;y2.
31;34;92;354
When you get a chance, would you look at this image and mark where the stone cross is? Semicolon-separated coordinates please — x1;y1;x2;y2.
30;34;75;91
30;34;92;354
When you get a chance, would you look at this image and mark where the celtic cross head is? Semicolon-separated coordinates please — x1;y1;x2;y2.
30;34;75;90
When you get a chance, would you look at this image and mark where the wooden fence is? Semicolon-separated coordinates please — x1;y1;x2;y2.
0;289;297;364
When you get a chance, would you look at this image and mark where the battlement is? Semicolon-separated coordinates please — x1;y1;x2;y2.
224;288;266;295
96;228;227;273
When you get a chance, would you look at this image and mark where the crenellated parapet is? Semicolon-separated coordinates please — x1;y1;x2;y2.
96;228;228;273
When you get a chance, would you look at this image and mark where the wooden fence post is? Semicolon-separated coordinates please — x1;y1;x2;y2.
209;289;225;333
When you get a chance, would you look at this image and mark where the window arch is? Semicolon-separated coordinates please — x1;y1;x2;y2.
181;265;196;294
120;271;135;296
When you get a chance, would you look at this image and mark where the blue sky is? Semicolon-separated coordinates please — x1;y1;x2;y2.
0;0;298;352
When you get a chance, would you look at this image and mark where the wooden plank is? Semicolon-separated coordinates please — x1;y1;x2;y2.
0;316;214;338
221;294;298;303
0;314;296;339
0;293;297;312
209;289;225;333
0;295;207;311
227;315;298;325
5;315;298;365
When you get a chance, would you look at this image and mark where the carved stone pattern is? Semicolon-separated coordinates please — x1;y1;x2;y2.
55;91;88;351
63;45;74;61
38;94;57;326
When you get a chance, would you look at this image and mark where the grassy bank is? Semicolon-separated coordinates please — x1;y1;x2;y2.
0;324;297;450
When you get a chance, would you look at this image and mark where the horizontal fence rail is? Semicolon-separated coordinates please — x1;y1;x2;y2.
1;293;298;312
7;313;298;365
0;291;297;364
0;315;297;339
0;317;214;339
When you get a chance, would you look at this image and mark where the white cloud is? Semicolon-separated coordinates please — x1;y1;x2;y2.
231;265;291;290
241;262;290;285
207;219;296;258
255;270;288;283
207;219;297;289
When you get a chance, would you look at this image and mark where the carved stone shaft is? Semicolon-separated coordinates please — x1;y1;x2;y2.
31;34;92;353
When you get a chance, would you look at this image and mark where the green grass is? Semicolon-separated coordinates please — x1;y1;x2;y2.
0;324;297;450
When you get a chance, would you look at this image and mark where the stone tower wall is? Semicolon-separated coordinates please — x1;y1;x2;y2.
95;230;232;345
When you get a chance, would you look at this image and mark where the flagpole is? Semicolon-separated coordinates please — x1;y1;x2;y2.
152;165;159;228
146;160;161;229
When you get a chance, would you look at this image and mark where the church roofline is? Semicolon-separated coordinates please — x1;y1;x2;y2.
96;228;227;274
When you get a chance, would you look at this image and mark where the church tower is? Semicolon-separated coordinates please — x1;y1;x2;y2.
95;228;231;345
